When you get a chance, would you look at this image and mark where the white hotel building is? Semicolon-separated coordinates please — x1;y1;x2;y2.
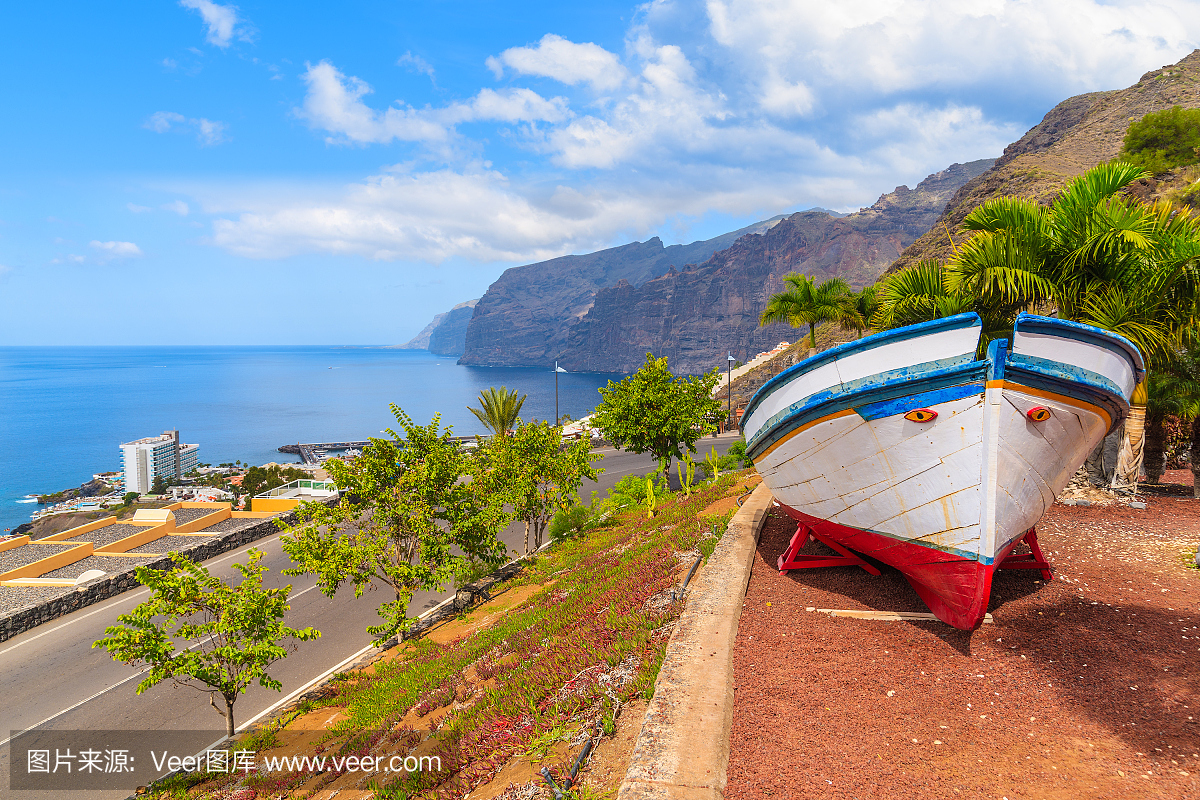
120;430;200;494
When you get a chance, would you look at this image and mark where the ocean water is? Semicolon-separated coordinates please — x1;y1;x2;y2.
0;347;624;533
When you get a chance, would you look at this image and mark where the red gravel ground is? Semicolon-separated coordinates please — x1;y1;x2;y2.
728;480;1200;800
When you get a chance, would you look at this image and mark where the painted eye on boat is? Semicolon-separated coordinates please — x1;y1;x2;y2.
1027;406;1052;422
903;408;938;423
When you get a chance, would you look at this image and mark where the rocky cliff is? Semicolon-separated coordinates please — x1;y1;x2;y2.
427;299;479;356
457;218;787;367
398;311;448;350
886;50;1200;274
556;159;994;374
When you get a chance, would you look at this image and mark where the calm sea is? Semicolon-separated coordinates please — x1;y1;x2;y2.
0;347;623;533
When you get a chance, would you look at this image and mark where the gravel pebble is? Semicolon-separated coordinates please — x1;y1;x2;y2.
38;555;156;579
126;534;218;554
171;508;224;525
198;518;258;534
60;523;154;548
0;543;82;573
727;480;1200;800
0;585;74;612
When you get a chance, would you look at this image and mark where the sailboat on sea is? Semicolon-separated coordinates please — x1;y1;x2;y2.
741;312;1144;629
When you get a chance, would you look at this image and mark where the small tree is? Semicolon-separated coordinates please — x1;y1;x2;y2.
1119;105;1200;174
92;550;318;737
488;420;602;555
759;273;853;352
122;492;138;506
592;353;721;475
468;386;527;438
281;405;510;643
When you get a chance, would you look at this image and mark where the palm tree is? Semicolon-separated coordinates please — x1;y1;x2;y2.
869;164;1200;487
949;162;1200;488
759;274;853;353
468;386;526;438
1144;339;1200;491
843;285;879;338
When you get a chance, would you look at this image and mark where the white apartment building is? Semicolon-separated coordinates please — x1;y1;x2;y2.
120;430;200;494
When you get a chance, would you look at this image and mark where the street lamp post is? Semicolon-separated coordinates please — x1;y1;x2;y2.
554;361;567;424
727;352;736;431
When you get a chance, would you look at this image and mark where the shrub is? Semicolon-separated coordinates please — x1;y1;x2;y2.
603;472;672;512
1118;106;1200;174
725;439;750;469
549;504;599;539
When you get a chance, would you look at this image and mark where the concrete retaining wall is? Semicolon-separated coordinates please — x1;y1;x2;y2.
617;483;773;800
0;512;300;643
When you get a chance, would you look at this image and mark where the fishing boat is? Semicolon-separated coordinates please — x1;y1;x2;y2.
741;312;1144;630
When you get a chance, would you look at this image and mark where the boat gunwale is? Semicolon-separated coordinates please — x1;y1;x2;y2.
1013;312;1146;384
746;352;1132;462
746;358;989;460
740;312;983;428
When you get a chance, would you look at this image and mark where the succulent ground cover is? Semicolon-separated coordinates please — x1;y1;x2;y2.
147;471;752;800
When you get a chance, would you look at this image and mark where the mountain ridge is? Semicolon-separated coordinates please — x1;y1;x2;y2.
555;159;994;374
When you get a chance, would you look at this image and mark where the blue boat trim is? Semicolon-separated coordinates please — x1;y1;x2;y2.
1006;352;1125;400
987;339;1007;382
854;383;984;421
1002;364;1129;433
745;353;977;445
746;359;989;460
1014;312;1146;384
741;313;983;427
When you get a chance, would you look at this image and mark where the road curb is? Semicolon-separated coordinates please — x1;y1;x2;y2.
617;483;773;800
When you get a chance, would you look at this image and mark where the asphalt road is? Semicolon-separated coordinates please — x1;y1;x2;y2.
0;433;741;798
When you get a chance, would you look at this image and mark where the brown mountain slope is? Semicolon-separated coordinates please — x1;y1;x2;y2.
887;49;1200;274
458;218;785;367
557;160;993;374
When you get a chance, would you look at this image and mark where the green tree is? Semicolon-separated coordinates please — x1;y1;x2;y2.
122;492;139;506
280;406;510;643
759;273;853;352
467;386;527;438
844;285;880;338
92;550;318;737
1145;339;1200;492
487;420;602;555
592;353;721;475
1118;106;1200;175
241;464;309;500
873;163;1200;486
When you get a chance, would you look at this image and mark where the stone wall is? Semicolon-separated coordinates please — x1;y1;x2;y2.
0;511;301;643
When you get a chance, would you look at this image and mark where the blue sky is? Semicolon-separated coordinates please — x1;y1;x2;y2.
3;0;1200;345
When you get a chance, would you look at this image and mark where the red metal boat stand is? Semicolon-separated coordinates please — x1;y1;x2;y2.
777;522;882;575
997;528;1053;581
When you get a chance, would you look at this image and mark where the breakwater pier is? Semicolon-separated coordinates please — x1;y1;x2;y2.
280;436;480;465
278;441;372;465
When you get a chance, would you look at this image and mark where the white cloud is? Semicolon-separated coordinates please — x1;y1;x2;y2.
297;61;570;147
486;34;627;91
90;240;143;258
205;1;1200;268
145;111;229;146
164;201;190;215
397;52;436;83
179;0;244;48
127;203;152;213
